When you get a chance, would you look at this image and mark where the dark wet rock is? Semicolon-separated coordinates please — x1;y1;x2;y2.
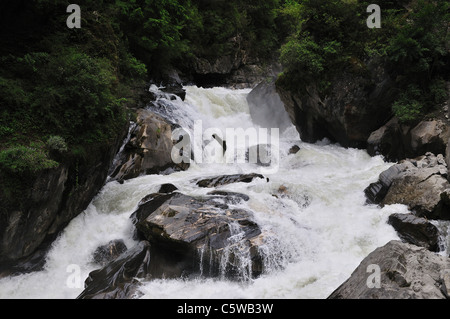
409;120;449;157
149;68;186;101
158;183;178;194
289;145;301;155
93;240;128;266
0;120;128;273
328;240;450;299
132;192;264;279
109;109;189;182
188;54;270;89
195;173;266;188
367;117;408;162
276;57;397;148
160;69;186;100
367;118;450;162
0;247;50;279
77;241;151;299
207;190;250;203
364;161;410;204
388;213;439;251
365;153;450;220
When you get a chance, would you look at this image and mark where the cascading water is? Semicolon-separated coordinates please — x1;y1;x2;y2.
0;85;410;299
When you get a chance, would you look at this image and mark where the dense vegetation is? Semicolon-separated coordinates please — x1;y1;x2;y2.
0;0;448;210
277;0;449;124
0;0;283;176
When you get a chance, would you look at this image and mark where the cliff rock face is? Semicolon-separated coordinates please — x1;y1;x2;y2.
367;118;450;162
276;58;397;148
0;122;128;276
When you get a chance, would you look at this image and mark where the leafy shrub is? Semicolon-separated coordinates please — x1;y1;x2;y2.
0;125;14;137
26;48;127;145
392;85;423;124
392;99;423;124
0;145;59;175
46;135;68;153
280;37;324;76
119;51;147;78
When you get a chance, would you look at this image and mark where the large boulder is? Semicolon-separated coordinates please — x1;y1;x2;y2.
388;213;440;252
131;192;264;279
195;173;266;188
367;118;450;162
328;240;450;299
92;239;128;266
366;117;409;162
78;241;151;299
109;109;188;182
276;57;397;148
246;80;292;133
410;120;449;157
365;153;450;220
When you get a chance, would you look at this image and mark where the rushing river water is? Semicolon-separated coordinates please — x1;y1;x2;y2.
0;86;409;299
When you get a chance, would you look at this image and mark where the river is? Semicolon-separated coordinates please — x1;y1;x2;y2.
0;85;406;299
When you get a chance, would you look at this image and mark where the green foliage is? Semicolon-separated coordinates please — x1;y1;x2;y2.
115;0;199;65
0;1;144;181
392;99;423;124
46;136;68;153
280;37;324;76
429;79;447;105
385;0;449;123
0;144;59;176
387;0;449;79
278;0;366;89
0;76;30;109
119;51;148;79
277;0;448;123
30;48;122;141
392;85;423;124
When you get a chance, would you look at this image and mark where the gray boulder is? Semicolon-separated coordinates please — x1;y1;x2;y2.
410;120;449;157
367;117;408;162
132;192;264;279
109;109;188;182
365;153;450;220
388;213;439;251
328;240;450;299
195;173;266;188
92;239;128;266
78;241;151;299
367;118;450;162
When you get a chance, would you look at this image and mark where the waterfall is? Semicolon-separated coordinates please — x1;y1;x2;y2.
0;85;407;299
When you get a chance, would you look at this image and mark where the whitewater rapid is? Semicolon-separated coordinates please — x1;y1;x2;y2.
0;86;407;299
